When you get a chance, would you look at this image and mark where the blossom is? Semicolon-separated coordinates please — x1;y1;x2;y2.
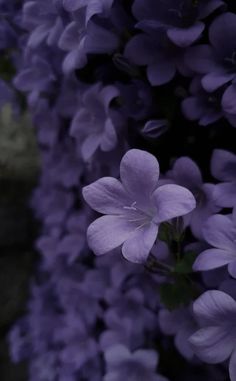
181;77;236;127
193;207;236;277
189;290;236;380
104;344;168;381
185;12;236;93
132;0;224;48
211;149;236;208
70;83;120;161
125;29;189;86
166;156;219;239
83;149;196;263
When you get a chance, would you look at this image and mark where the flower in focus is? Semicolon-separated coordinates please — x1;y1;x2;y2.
83;149;196;263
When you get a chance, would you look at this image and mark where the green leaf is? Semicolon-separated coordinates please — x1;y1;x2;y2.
174;251;198;274
160;277;196;310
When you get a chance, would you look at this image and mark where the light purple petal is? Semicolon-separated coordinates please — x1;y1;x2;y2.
213;182;236;208
122;223;158;263
193;248;236;271
167;22;204;48
82;177;131;214
189;326;235;363
152;184;196;224
120;149;159;206
193;290;236;326
87;215;135;255
202;214;236;251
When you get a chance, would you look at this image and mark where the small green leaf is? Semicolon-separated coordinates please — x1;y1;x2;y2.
160;277;196;310
174;251;198;274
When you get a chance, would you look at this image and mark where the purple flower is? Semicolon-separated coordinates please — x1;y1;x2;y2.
58;13;87;73
70;83;120;161
83;149;196;263
125;30;189;86
193;207;236;277
22;0;64;48
211;149;236;208
63;0;114;23
132;0;224;48
185;12;236;93
104;344;168;381
189;290;236;380
182;77;236;127
166;156;219;239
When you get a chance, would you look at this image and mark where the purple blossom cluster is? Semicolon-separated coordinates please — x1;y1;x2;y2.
2;0;236;380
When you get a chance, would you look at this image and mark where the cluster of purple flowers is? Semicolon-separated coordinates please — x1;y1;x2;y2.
1;0;236;380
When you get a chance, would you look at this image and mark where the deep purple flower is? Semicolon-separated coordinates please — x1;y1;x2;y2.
83;149;196;263
182;77;236;127
166;156;219;239
63;0;114;23
132;0;224;48
125;30;190;86
189;290;236;380
22;0;64;48
193;207;236;277
185;13;236;93
211;149;236;208
104;344;168;381
58;9;88;73
70;83;120;161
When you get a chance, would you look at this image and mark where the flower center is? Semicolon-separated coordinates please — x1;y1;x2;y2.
123;201;154;228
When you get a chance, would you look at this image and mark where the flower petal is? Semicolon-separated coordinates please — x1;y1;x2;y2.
202;214;236;250
222;85;236;114
82;177;132;214
193;248;236;271
147;61;176;86
152;184;196;224
202;72;234;92
192;290;236;326
213;182;236;208
122;223;158;263
189;326;235;363
120;149;159;206
87;215;135;255
167;22;204;48
211;149;236;181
